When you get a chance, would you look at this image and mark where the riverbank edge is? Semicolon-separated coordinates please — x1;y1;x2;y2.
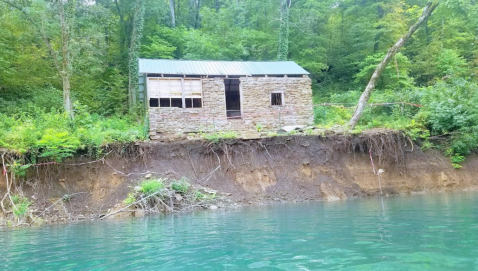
1;131;478;227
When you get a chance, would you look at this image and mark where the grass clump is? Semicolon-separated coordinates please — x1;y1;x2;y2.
11;195;32;217
124;193;137;205
170;178;191;194
139;179;165;195
201;131;238;143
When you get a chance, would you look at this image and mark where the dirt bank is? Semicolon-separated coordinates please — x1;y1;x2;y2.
1;131;478;225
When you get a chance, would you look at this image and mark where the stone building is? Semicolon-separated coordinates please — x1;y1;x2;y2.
139;59;313;139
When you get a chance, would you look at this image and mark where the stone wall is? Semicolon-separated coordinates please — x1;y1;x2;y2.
149;76;313;139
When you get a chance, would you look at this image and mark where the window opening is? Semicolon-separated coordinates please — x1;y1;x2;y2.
224;79;241;118
271;92;284;106
159;98;170;107
149;98;159;107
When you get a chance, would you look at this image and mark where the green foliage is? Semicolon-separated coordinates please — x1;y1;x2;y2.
422;79;478;135
0;105;145;159
194;190;216;201
124;193;136;205
141;36;176;59
434;49;469;77
7;160;32;177
36;129;81;162
11;195;32;217
140;179;165;195
451;154;465;169
201;131;238;143
256;123;263;132
314;105;353;126
171;178;191;194
403;120;430;141
355;53;414;90
315;76;478;164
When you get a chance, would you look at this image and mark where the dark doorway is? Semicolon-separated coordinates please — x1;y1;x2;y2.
224;79;241;118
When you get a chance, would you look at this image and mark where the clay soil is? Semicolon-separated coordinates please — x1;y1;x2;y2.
1;130;478;226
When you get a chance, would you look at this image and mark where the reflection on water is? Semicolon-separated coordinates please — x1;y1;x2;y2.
2;192;478;270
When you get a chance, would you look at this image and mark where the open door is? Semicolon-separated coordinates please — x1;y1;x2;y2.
224;79;241;118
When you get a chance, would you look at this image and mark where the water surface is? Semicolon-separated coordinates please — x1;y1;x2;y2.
2;192;478;270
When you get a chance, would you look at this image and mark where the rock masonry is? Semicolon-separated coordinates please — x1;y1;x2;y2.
149;76;313;139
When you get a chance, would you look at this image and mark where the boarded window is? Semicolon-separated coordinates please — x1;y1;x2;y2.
147;78;202;108
271;92;284;106
183;79;202;108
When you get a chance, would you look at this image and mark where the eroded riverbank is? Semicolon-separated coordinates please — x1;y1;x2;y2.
1;131;478;226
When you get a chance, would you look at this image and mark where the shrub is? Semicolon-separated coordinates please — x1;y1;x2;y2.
171;178;191;194
11;195;32;217
124;193;136;205
194;190;216;200
35;129;81;162
140;179;165;195
451;154;466;169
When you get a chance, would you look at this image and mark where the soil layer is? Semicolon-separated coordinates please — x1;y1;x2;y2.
1;131;477;225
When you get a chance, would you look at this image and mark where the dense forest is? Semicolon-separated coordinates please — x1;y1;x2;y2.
0;0;477;165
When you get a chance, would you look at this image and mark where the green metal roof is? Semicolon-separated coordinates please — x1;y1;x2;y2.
138;59;309;76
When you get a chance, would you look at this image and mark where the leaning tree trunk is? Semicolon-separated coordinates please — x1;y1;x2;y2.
347;1;440;129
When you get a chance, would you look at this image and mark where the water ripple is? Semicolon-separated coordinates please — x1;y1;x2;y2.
1;192;478;270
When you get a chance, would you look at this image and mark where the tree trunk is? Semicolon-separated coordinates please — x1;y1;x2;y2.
373;1;385;53
59;1;74;119
62;75;73;119
194;0;201;29
347;1;440;129
277;0;291;60
169;0;176;27
128;0;145;109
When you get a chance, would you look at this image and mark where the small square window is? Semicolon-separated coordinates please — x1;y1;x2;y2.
185;98;203;108
185;98;192;108
149;98;159;107
193;98;202;108
271;92;284;106
160;98;171;107
171;98;182;108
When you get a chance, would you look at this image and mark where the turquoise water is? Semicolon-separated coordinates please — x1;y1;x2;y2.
2;192;478;270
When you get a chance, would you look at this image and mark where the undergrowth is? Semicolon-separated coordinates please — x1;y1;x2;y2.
0;103;146;163
201;131;238;143
314;77;478;167
10;195;32;217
